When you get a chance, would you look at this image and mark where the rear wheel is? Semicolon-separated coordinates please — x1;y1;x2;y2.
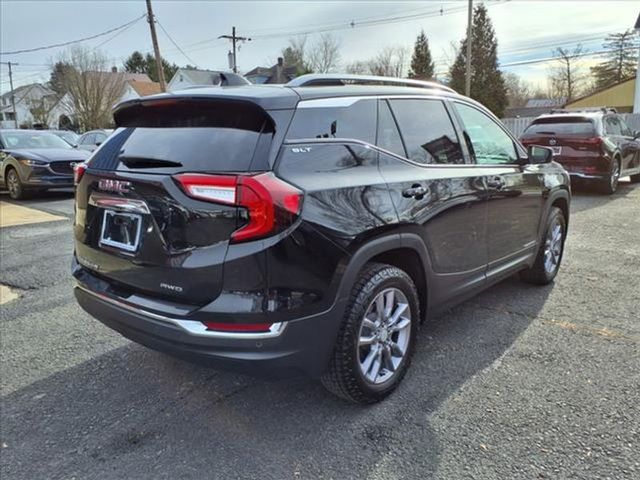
321;263;419;404
6;168;28;200
599;159;620;194
520;206;566;285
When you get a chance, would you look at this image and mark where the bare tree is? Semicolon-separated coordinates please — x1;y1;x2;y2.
367;46;408;77
55;46;127;130
27;94;60;127
307;33;341;73
503;72;533;107
548;45;587;101
345;61;369;75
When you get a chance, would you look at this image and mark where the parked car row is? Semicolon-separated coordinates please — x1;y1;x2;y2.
0;128;113;199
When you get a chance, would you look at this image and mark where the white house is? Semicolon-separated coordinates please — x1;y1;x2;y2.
0;83;72;129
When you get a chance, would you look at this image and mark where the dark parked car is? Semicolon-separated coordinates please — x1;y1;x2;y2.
73;74;571;403
520;109;640;193
50;129;80;147
0;129;90;199
76;129;113;152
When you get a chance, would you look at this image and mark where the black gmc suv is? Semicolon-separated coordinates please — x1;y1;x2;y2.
73;74;571;404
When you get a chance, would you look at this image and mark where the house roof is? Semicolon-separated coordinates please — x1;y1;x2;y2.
525;98;566;108
245;63;298;84
127;80;162;97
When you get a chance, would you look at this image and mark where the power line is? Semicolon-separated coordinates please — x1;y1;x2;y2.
500;46;637;68
0;14;146;55
156;20;200;67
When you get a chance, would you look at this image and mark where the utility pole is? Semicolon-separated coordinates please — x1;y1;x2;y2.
219;27;251;73
633;12;640;113
1;61;19;128
465;0;473;97
145;0;167;91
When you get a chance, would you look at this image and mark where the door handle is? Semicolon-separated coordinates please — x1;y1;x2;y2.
486;177;505;190
402;184;428;198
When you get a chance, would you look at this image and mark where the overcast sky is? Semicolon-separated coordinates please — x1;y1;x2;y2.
1;0;638;93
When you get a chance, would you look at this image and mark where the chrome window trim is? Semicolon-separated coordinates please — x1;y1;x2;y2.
75;285;286;339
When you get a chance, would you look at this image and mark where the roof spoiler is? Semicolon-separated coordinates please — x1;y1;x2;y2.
287;74;455;93
181;72;251;89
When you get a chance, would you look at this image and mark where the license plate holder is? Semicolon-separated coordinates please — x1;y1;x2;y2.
99;210;142;253
550;146;562;156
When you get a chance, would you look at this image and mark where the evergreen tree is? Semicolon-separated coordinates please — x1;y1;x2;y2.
448;4;507;117
48;61;74;95
123;51;179;83
123;51;146;74
408;30;434;79
590;30;639;89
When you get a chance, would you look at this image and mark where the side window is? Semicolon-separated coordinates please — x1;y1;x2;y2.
286;99;376;144
388;99;464;164
605;117;622;136
617;117;633;137
376;100;406;157
80;133;94;145
454;103;518;165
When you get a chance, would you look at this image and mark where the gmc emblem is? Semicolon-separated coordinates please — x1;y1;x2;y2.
98;178;131;194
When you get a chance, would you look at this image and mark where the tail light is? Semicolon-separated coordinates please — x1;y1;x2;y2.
174;172;303;243
74;162;87;185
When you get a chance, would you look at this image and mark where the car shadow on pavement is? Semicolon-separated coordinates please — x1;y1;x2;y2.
0;278;552;480
569;180;637;214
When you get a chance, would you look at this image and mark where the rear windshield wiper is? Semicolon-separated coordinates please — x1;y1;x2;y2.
119;156;183;168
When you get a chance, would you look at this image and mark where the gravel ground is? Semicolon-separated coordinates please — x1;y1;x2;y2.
1;182;638;480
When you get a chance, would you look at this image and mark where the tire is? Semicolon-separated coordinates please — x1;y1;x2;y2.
5;168;28;200
520;206;566;285
630;173;640;184
599;158;621;194
321;262;420;404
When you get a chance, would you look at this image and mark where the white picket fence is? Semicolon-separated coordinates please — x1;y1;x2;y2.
501;113;640;137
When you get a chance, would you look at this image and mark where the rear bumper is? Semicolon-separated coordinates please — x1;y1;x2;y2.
74;285;344;379
568;172;606;181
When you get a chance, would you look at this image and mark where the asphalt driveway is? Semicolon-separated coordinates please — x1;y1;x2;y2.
1;182;638;479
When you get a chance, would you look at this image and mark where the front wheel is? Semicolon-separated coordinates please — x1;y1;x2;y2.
520;206;566;285
6;168;28;200
321;263;419;404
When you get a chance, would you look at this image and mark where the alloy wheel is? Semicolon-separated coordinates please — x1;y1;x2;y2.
610;162;620;191
357;287;412;385
7;170;20;198
543;218;563;274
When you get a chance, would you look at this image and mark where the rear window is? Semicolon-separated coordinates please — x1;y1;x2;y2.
524;117;595;136
286;98;376;144
90;99;274;173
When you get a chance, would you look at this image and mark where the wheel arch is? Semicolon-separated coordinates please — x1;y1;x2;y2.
335;232;433;323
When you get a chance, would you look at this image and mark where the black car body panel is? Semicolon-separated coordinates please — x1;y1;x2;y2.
73;82;571;379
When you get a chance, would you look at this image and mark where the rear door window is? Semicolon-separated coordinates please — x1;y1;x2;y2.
376;100;406;157
286;98;376;144
389;98;464;164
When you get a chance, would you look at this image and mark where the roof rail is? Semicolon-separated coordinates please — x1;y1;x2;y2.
550;107;618;114
287;74;455;93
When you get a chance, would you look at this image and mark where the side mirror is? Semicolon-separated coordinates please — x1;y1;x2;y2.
527;145;553;164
